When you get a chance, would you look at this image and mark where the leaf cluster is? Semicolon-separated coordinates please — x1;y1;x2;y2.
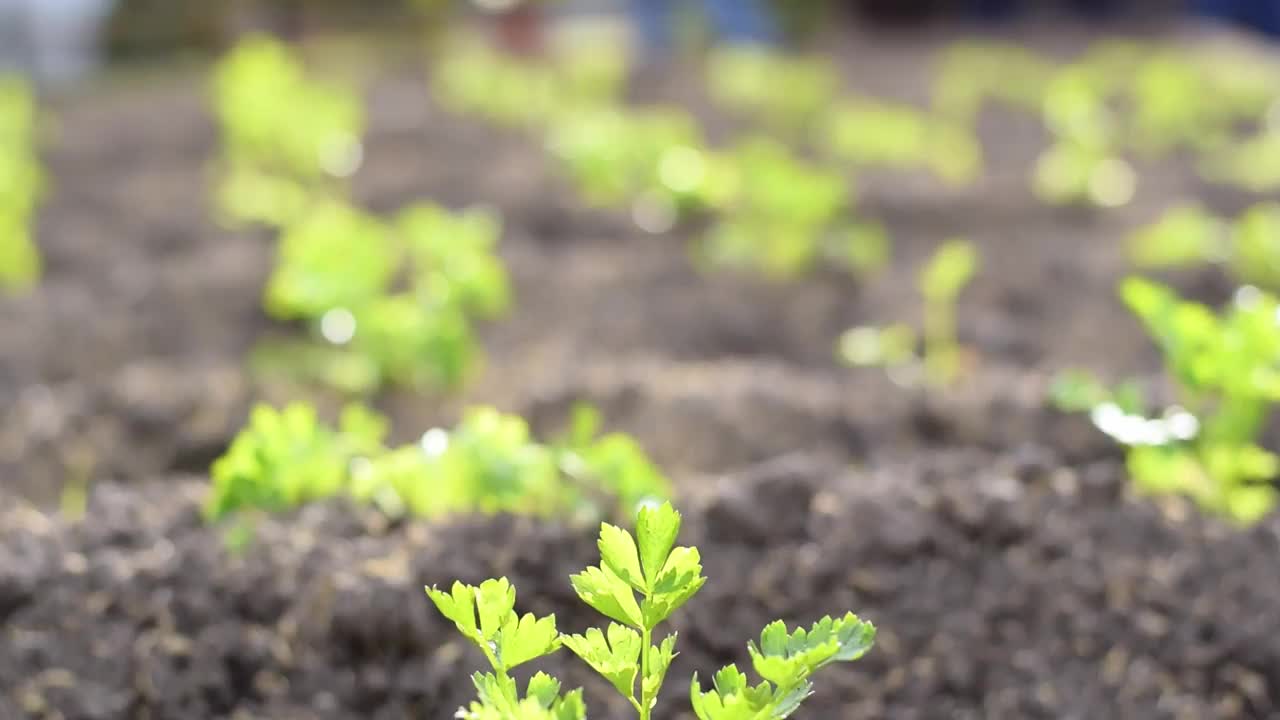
259;200;509;394
206;403;670;527
1052;277;1280;524
212;35;364;227
0;76;44;292
819;99;981;186
428;501;876;719
839;239;979;387
433;34;625;130
700;138;881;279
705;47;839;136
1128;203;1280;293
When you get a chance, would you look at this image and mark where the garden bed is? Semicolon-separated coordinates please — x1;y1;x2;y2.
2;22;1278;719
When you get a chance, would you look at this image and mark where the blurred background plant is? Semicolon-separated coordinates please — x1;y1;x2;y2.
0;75;43;292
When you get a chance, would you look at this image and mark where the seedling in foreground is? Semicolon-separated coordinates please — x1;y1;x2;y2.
1052;278;1280;524
429;502;876;719
839;239;979;387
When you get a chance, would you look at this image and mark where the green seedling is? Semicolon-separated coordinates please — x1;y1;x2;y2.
258;200;509;394
1052;278;1280;524
207;403;670;527
546;107;730;223
0;76;45;292
839;239;978;387
212;35;364;228
820;99;982;186
433;34;625;131
1127;203;1280;293
429;502;876;719
1033;65;1137;208
700;137;883;278
933;42;1056;123
705;47;839;136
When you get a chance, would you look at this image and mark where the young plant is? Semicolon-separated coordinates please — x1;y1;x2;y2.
1127;203;1280;293
1032;66;1136;208
819;99;982;187
1051;278;1280;524
700;137;884;278
256;200;510;394
212;35;364;227
705;47;839;137
933;41;1056;124
207;403;670;527
839;239;978;387
0;76;44;292
432;34;625;132
546;106;731;229
428;502;876;719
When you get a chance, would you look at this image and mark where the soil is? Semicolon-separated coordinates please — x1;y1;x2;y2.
2;19;1279;720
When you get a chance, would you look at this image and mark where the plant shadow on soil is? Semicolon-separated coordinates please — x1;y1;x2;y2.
2;23;1280;720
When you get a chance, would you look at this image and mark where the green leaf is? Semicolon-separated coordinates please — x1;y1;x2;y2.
636;502;682;589
561;623;642;697
642;546;707;627
526;673;562;708
570;564;645;628
498;612;562;670
641;633;679;700
920;238;977;301
477;578;517;642
598;522;646;591
748;614;877;687
426;581;481;644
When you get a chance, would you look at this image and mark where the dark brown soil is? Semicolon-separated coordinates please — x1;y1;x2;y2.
2;21;1279;720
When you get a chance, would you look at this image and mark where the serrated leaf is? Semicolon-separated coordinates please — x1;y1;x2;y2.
426;581;480;643
599;522;646;591
498;612;561;670
748;614;877;688
526;673;561;708
476;578;517;642
570;564;645;628
641;632;679;700
561;624;642;697
642;546;706;627
636;502;681;589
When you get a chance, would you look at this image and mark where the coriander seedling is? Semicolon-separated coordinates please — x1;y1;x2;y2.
1052;278;1280;524
839;239;979;387
428;502;877;719
212;35;364;227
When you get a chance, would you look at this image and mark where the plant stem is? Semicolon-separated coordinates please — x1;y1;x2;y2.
639;626;652;720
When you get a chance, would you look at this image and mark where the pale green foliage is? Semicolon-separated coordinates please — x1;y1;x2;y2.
212;35;363;227
933;42;1056;122
1052;278;1280;524
257;200;509;394
0;76;44;292
690;614;876;719
820;99;982;186
701;138;881;279
1127;203;1280;293
433;34;625;130
547;107;727;215
205;403;385;520
839;239;978;387
706;47;838;135
428;501;876;718
207;403;671;526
